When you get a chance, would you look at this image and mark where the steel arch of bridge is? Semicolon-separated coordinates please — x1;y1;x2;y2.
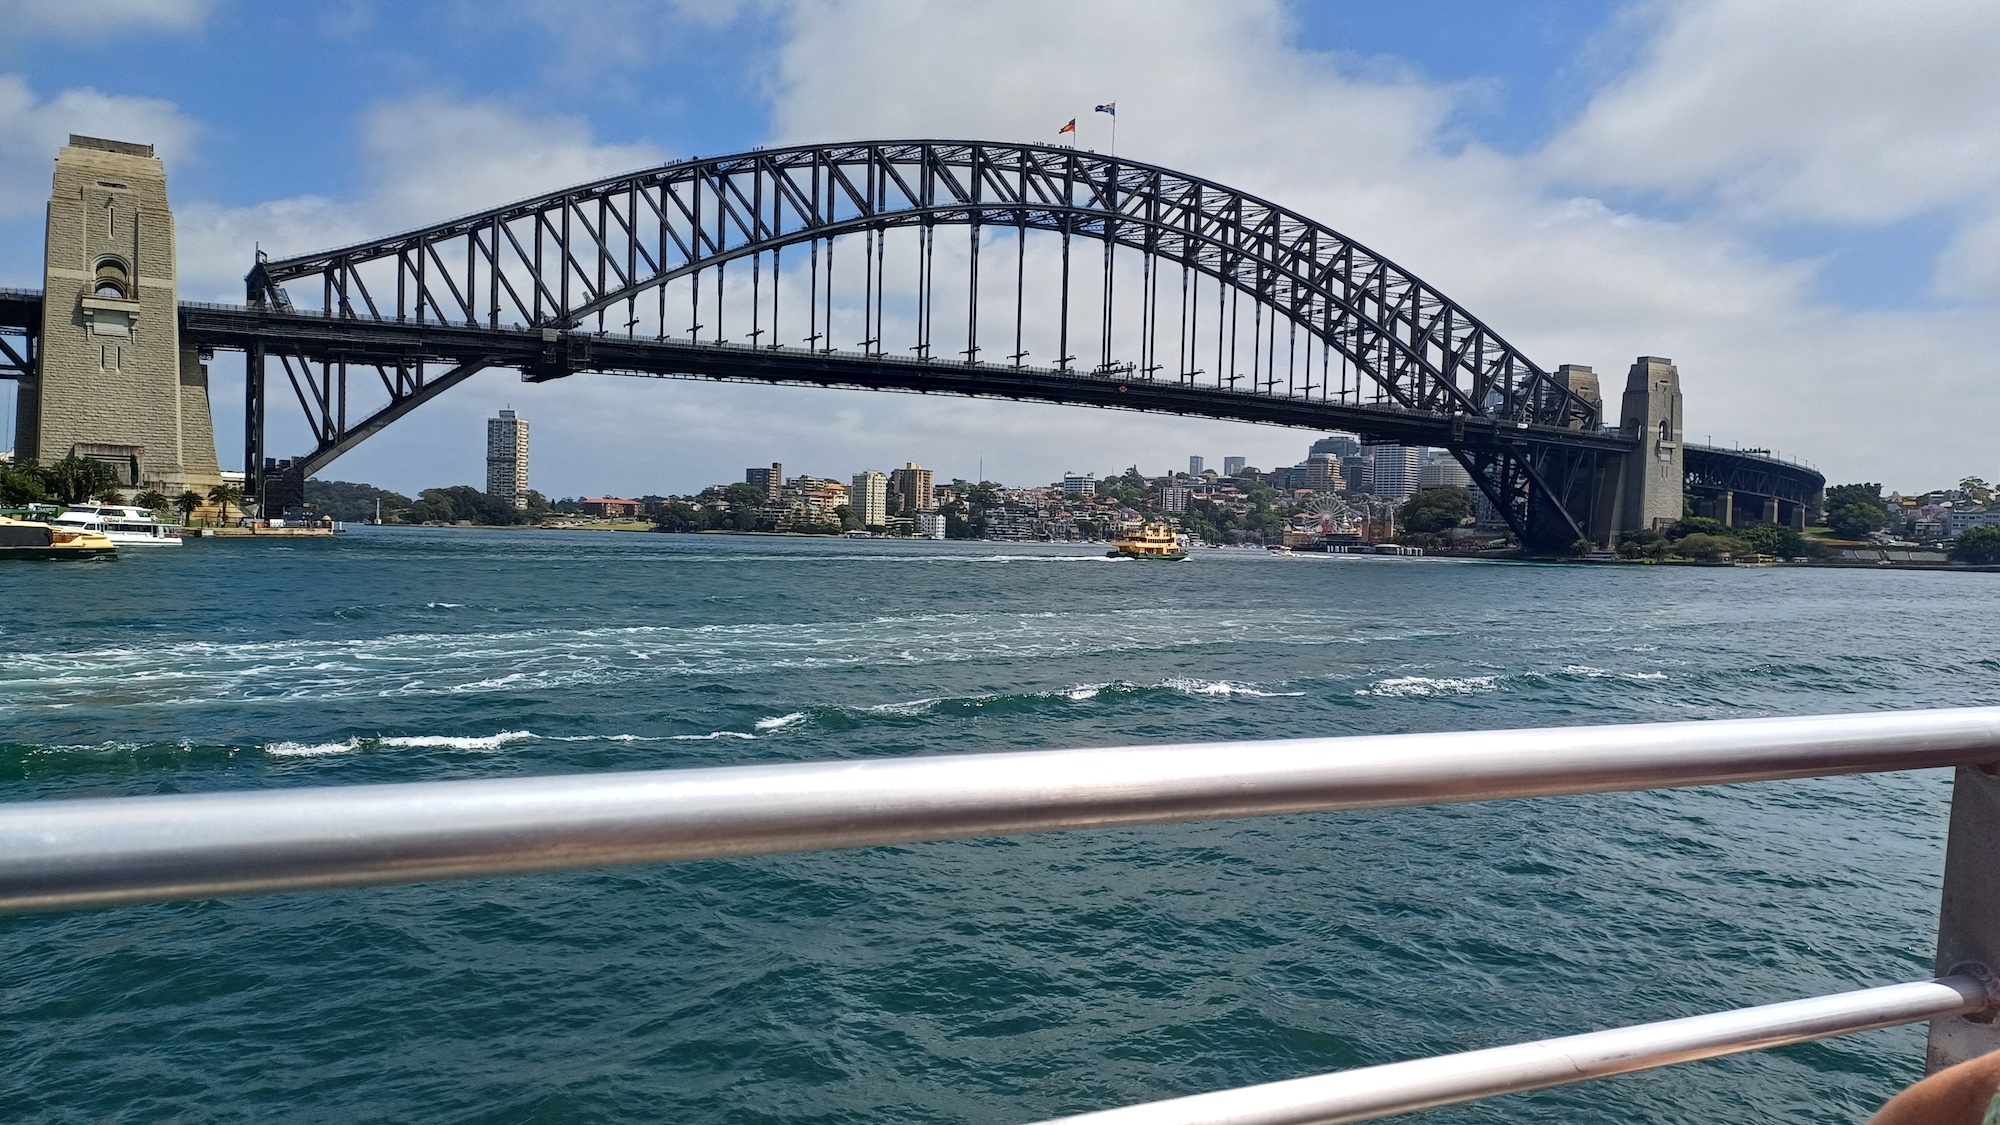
242;140;1623;546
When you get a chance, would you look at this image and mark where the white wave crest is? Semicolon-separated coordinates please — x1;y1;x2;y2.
1359;675;1501;698
755;712;807;731
264;738;361;757
376;730;539;751
1161;677;1305;698
1559;665;1670;682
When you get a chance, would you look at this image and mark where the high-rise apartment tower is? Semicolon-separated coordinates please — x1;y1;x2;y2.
746;463;782;500
485;408;529;508
851;470;887;526
890;462;934;512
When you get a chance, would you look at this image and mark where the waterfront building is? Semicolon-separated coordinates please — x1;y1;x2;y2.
1945;510;2000;537
746;463;783;500
914;511;946;540
1418;458;1472;491
1188;455;1204;475
1223;456;1246;476
581;497;642;518
485;408;530;509
851;471;887;526
890;462;935;512
1369;445;1420;500
1062;472;1096;498
1160;486;1191;513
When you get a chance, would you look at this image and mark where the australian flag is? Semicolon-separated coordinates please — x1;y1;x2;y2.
1094;103;1116;116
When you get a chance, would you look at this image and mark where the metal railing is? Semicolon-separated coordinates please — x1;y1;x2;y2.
7;706;2000;1121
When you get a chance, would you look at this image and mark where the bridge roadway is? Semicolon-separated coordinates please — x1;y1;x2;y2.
1;289;1822;534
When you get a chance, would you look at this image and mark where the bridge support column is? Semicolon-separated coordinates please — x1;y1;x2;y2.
245;340;264;515
27;135;220;498
1761;496;1779;525
1617;357;1684;539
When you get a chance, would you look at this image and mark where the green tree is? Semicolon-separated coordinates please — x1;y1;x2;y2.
1396;488;1474;534
207;482;245;525
132;489;170;512
1737;523;1807;558
43;455;118;504
174;490;202;524
652;501;709;533
1666;516;1727;539
0;458;50;505
1823;482;1887;540
1672;532;1739;561
1951;525;2000;565
1960;477;1994;508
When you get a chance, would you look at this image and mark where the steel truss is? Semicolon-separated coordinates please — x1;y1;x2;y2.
0;289;38;384
1683;445;1826;524
244;141;1620;548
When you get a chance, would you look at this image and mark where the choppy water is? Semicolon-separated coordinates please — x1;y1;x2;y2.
4;530;1997;1123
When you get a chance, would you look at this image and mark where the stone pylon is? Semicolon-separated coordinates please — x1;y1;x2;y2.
1617;356;1684;535
15;135;220;497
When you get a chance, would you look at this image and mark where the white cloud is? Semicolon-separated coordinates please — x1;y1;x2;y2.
721;0;1997;492
0;75;200;222
1545;0;2000;225
0;0;215;35
174;95;666;300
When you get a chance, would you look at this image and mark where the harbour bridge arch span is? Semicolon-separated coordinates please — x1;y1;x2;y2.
230;140;1635;548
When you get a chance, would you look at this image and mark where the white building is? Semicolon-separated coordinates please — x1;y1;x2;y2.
1062;472;1097;498
1369;445;1420;500
914;511;947;539
1418;458;1473;491
1160;486;1191;513
851;470;888;527
485;408;530;508
1945;510;2000;537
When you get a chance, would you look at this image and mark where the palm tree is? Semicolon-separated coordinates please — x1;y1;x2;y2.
132;489;169;514
94;486;127;505
174;491;201;525
207;483;244;526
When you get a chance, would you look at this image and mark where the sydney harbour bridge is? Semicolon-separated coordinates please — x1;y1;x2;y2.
0;137;1822;552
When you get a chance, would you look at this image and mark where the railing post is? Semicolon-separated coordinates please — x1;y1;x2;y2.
1928;765;2000;1072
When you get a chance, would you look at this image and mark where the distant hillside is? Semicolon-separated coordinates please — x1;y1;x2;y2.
306;479;413;522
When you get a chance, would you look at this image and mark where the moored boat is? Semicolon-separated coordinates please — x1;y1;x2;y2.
0;515;116;559
50;504;182;547
1107;522;1189;561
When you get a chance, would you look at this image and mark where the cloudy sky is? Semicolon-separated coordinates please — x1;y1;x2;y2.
1;0;1994;496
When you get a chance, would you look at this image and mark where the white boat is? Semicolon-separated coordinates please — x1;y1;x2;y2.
51;504;183;547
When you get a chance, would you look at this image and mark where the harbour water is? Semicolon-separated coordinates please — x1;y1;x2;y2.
4;530;1996;1122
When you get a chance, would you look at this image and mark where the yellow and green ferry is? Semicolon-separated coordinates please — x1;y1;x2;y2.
1106;522;1189;561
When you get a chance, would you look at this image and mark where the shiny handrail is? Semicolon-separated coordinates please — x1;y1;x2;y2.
1034;974;1997;1125
4;707;1999;915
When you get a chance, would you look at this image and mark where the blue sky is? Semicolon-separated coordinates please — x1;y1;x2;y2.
3;0;1996;495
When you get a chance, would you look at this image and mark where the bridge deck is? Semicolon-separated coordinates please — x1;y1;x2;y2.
171;301;1634;456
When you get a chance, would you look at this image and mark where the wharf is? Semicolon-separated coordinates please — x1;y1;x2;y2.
180;526;337;538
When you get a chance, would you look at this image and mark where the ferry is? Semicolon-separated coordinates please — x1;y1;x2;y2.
0;514;116;559
50;504;183;547
1106;522;1189;561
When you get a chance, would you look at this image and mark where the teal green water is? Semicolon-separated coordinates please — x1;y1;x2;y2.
3;531;1995;1122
